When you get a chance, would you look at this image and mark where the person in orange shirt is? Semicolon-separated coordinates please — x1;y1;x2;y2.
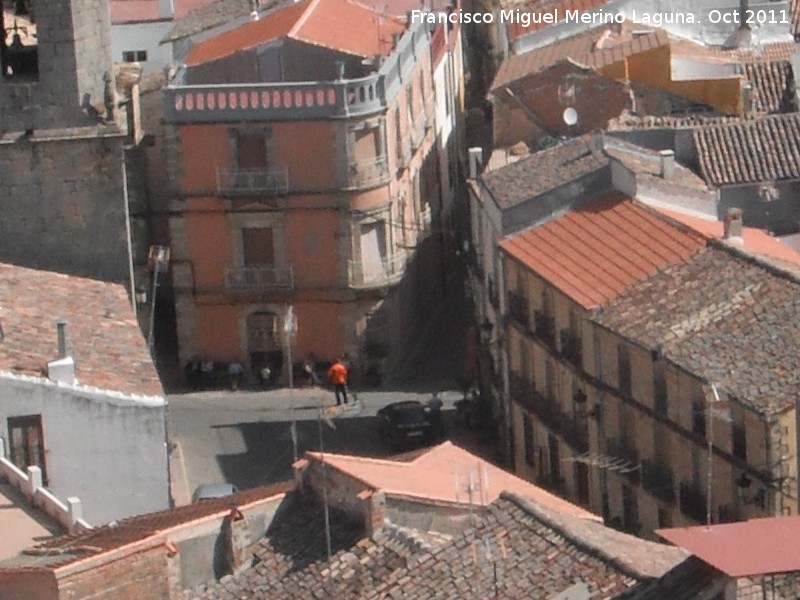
328;357;349;405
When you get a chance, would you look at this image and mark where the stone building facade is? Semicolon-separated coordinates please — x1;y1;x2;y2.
0;0;135;285
499;195;800;537
164;1;464;380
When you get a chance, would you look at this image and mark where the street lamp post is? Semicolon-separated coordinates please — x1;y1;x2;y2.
146;245;170;357
284;305;298;462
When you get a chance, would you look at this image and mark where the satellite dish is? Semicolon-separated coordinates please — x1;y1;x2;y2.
563;107;579;126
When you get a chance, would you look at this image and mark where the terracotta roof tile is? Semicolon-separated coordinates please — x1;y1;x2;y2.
366;493;686;599
0;263;162;397
501;0;614;40
110;0;218;24
479;136;610;209
654;208;800;268
499;194;707;308
304;441;600;519
744;61;796;114
184;0;405;66
163;0;287;43
694;113;800;185
5;482;293;570
659;517;800;578
594;245;800;414
491;24;668;91
190;491;686;599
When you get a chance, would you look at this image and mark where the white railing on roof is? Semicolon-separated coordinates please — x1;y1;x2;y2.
0;444;91;534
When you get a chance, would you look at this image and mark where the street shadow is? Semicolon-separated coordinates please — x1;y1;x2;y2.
211;409;480;490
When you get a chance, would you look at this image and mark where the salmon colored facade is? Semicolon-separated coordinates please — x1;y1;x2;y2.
165;0;464;382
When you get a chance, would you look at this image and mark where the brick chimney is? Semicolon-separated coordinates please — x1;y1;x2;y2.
723;208;744;241
48;319;75;384
223;508;251;575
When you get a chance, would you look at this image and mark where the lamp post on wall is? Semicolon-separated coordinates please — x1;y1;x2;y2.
147;245;170;357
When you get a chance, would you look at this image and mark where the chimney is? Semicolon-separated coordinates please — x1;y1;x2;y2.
57;319;67;358
590;131;605;153
223;508;251;575
468;147;483;179
49;320;75;384
335;61;346;80
723;207;744;241
659;149;675;179
158;0;175;18
742;81;753;114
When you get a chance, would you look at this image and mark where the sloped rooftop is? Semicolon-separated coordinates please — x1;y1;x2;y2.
491;23;668;91
0;262;162;397
594;244;800;415
184;0;405;66
479;136;610;209
303;441;600;519
693;113;800;185
498;193;707;308
0;482;293;570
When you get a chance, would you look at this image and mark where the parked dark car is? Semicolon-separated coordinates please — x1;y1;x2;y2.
377;401;434;448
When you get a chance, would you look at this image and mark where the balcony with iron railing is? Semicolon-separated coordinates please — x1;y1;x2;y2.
679;482;708;524
410;110;429;150
507;291;529;327
606;437;640;483
534;310;556;347
510;373;560;431
559;328;583;368
225;265;294;292
417;204;432;234
640;459;676;502
348;250;407;289
165;21;432;123
345;156;390;189
216;166;289;195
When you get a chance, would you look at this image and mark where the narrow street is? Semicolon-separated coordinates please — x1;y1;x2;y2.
167;387;492;505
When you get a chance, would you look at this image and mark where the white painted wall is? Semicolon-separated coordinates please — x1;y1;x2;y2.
112;21;175;74
0;373;170;525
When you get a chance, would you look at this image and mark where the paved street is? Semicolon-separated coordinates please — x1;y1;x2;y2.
167;387;488;505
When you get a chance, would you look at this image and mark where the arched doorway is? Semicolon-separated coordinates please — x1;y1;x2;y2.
246;311;283;384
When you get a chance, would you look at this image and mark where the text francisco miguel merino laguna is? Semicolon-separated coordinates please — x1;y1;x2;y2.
410;8;701;26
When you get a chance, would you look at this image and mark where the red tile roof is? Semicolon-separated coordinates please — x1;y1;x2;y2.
498;194;707;309
694;113;800;185
492;24;668;91
6;482;293;570
502;0;614;41
658;517;800;577
110;0;219;24
654;208;800;268
0;263;162;397
185;0;405;66
304;441;601;519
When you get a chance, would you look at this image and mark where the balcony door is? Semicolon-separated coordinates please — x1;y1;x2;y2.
242;227;275;267
237;133;268;169
359;221;388;282
8;415;47;485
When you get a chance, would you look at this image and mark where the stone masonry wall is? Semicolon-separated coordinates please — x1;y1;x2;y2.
0;134;132;282
0;0;114;133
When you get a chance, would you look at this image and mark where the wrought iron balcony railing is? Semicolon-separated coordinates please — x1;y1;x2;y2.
347;250;406;289
641;459;675;502
225;265;294;292
346;156;390;189
679;482;708;524
216;166;289;194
